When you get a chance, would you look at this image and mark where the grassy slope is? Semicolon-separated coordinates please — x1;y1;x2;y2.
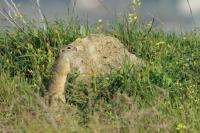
0;18;200;132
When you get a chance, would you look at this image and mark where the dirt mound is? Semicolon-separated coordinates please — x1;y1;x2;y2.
48;34;139;106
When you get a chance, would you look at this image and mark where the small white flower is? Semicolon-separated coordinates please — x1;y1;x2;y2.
98;19;103;23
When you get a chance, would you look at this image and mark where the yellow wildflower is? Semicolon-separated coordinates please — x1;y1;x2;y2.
128;18;133;24
156;41;165;45
134;16;138;20
48;48;52;56
54;29;59;34
96;26;100;30
176;123;186;130
128;13;134;17
132;0;141;6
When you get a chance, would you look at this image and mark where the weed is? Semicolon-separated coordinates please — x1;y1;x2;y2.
0;1;200;132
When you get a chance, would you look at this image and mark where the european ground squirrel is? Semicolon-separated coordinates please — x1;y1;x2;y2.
48;34;139;106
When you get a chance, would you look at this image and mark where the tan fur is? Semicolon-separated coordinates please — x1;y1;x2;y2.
48;34;139;106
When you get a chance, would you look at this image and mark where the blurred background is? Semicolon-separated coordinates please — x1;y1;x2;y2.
0;0;200;32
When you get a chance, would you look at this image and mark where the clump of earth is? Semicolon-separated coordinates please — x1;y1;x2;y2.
48;34;139;105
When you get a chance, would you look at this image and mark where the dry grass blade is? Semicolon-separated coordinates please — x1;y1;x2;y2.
0;8;25;33
186;0;195;25
31;0;47;31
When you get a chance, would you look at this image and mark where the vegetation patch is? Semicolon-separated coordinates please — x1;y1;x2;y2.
0;3;200;132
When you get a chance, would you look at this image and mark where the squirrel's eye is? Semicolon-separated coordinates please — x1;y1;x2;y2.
66;45;77;51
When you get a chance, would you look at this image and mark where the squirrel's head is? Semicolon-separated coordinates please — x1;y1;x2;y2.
59;44;77;58
60;44;77;53
53;45;77;75
55;44;77;73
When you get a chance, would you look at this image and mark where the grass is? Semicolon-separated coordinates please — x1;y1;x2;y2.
0;14;200;132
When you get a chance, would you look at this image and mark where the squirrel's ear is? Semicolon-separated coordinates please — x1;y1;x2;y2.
60;48;65;53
